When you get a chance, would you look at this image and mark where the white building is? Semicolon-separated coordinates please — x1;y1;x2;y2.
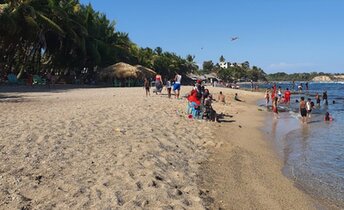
219;62;228;69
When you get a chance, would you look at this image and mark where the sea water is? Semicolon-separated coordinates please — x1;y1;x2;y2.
252;82;344;208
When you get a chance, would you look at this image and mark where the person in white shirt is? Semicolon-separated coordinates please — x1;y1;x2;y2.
173;73;182;99
306;98;312;119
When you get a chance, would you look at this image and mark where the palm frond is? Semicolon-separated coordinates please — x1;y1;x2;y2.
36;11;64;35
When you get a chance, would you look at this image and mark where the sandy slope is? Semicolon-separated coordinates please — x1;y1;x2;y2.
0;86;314;209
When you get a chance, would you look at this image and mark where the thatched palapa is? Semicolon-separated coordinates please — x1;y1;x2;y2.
100;62;139;79
135;65;157;78
100;62;157;80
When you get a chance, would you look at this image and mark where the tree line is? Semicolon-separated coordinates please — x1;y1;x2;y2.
200;56;268;82
266;72;334;81
0;0;198;83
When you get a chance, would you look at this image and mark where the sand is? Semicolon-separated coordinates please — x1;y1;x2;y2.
0;86;315;209
199;87;316;210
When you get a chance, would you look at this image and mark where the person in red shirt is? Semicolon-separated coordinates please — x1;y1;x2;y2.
284;88;291;106
187;89;201;105
273;83;277;94
271;87;276;101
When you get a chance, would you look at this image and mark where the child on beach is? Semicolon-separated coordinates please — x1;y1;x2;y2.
166;79;172;98
324;112;333;122
315;93;321;108
203;95;217;121
217;91;226;104
272;97;279;119
306;98;312;119
265;89;270;106
234;93;244;102
144;78;150;96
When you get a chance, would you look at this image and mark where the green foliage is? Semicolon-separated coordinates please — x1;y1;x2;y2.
0;0;197;81
217;64;267;82
266;72;330;81
219;55;225;63
202;60;214;74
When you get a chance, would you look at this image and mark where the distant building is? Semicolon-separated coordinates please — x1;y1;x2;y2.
219;62;228;69
230;63;243;68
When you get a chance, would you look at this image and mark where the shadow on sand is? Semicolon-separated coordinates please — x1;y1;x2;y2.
0;84;114;94
0;95;28;103
217;113;235;123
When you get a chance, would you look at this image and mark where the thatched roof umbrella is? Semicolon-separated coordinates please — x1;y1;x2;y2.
135;65;157;79
100;62;140;79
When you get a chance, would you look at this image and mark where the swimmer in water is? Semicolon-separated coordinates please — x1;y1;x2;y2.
324;112;333;122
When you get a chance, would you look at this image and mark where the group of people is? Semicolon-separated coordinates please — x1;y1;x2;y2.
265;83;333;123
292;81;309;93
143;73;182;98
186;80;244;121
265;84;291;114
186;80;217;121
298;91;332;123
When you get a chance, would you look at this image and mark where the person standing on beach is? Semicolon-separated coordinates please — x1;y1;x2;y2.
306;98;312;119
272;97;279;119
300;97;307;123
277;86;282;102
166;79;172;98
144;78;150;96
271;87;276;102
292;80;295;91
284;88;291;106
315;93;321;108
265;89;270;106
155;74;163;95
323;91;328;106
173;73;182;99
305;82;309;92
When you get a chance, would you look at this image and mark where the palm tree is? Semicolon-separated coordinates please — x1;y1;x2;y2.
219;55;225;63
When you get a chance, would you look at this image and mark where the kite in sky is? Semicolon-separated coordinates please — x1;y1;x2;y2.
231;37;239;41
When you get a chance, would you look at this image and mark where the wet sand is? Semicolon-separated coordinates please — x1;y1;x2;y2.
0;86;315;209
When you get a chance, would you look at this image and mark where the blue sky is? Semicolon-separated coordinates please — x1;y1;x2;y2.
80;0;344;74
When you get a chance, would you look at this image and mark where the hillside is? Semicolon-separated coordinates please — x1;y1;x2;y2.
312;75;344;82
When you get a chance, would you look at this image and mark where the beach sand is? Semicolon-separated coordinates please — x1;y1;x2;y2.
0;86;314;209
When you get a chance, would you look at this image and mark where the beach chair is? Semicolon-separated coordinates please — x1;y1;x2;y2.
7;73;18;84
189;102;202;119
33;75;46;85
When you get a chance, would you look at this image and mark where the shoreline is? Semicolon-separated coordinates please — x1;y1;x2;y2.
263;104;344;210
198;87;315;209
